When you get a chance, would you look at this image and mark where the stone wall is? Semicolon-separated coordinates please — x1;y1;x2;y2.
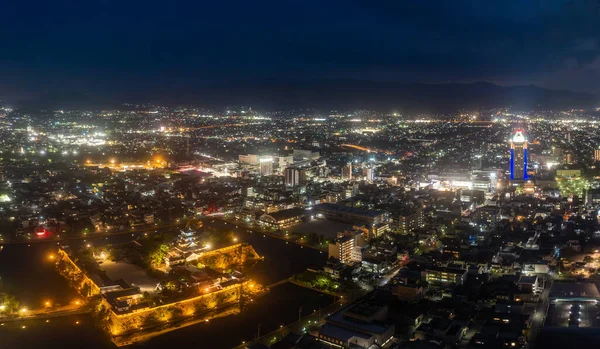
56;249;101;297
197;243;261;270
56;248;265;337
104;280;264;336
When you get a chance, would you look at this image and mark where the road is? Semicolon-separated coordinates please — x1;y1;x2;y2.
0;303;89;323
378;266;401;287
233;298;348;349
526;275;553;346
0;222;181;246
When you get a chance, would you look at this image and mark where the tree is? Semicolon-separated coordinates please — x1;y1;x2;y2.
150;244;170;266
556;176;589;198
0;293;20;314
81;283;91;298
164;281;177;291
169;306;183;318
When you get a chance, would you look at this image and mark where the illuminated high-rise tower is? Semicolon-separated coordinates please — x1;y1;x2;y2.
510;130;528;181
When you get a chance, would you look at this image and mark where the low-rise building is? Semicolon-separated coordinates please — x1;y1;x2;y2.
474;205;501;225
314;203;386;226
258;208;306;229
391;283;424;302
424;266;467;285
328;230;366;264
313;302;395;349
391;208;423;234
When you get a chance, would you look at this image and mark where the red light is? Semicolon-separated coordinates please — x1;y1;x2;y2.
36;227;48;237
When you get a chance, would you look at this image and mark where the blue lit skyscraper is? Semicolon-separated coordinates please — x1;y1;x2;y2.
510;130;528;181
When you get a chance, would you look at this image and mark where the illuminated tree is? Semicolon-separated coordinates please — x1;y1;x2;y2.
556;176;589;198
149;244;170;266
0;293;20;314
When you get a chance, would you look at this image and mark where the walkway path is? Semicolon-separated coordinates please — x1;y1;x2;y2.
0;305;90;323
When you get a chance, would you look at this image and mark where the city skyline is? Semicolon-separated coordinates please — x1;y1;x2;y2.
2;2;600;349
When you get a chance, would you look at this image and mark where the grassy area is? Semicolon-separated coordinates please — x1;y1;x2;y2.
291;270;342;294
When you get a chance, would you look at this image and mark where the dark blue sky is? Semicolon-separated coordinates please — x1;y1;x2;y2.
1;0;599;103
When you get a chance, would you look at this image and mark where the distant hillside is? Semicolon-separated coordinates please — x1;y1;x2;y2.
14;80;599;112
181;80;598;112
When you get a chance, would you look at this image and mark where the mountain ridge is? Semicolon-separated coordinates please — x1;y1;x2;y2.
13;80;599;112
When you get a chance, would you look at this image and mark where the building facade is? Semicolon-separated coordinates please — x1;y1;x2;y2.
342;162;353;180
259;158;273;176
510;130;528;181
424;266;467;285
284;167;306;187
391;209;423;234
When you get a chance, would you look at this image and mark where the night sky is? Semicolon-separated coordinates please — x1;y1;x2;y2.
1;0;599;103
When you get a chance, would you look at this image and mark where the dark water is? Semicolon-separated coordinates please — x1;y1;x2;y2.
136;283;333;349
0;243;78;308
0;221;330;348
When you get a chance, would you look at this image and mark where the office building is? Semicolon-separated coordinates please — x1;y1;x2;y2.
238;154;259;165
259;158;273;176
391;209;423;234
273;155;294;169
595;148;600;162
314;203;386;226
425;266;467;285
328;230;366;264
362;167;374;181
509;130;528;181
329;235;355;264
342;162;353;180
284;167;306;187
586;189;600;206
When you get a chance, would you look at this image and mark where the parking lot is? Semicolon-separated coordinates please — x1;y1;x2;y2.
546;301;600;328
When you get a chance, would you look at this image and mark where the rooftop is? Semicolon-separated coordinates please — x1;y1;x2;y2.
264;207;306;221
426;266;467;275
327;304;391;335
319;323;371;341
346;302;385;318
549;281;600;300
